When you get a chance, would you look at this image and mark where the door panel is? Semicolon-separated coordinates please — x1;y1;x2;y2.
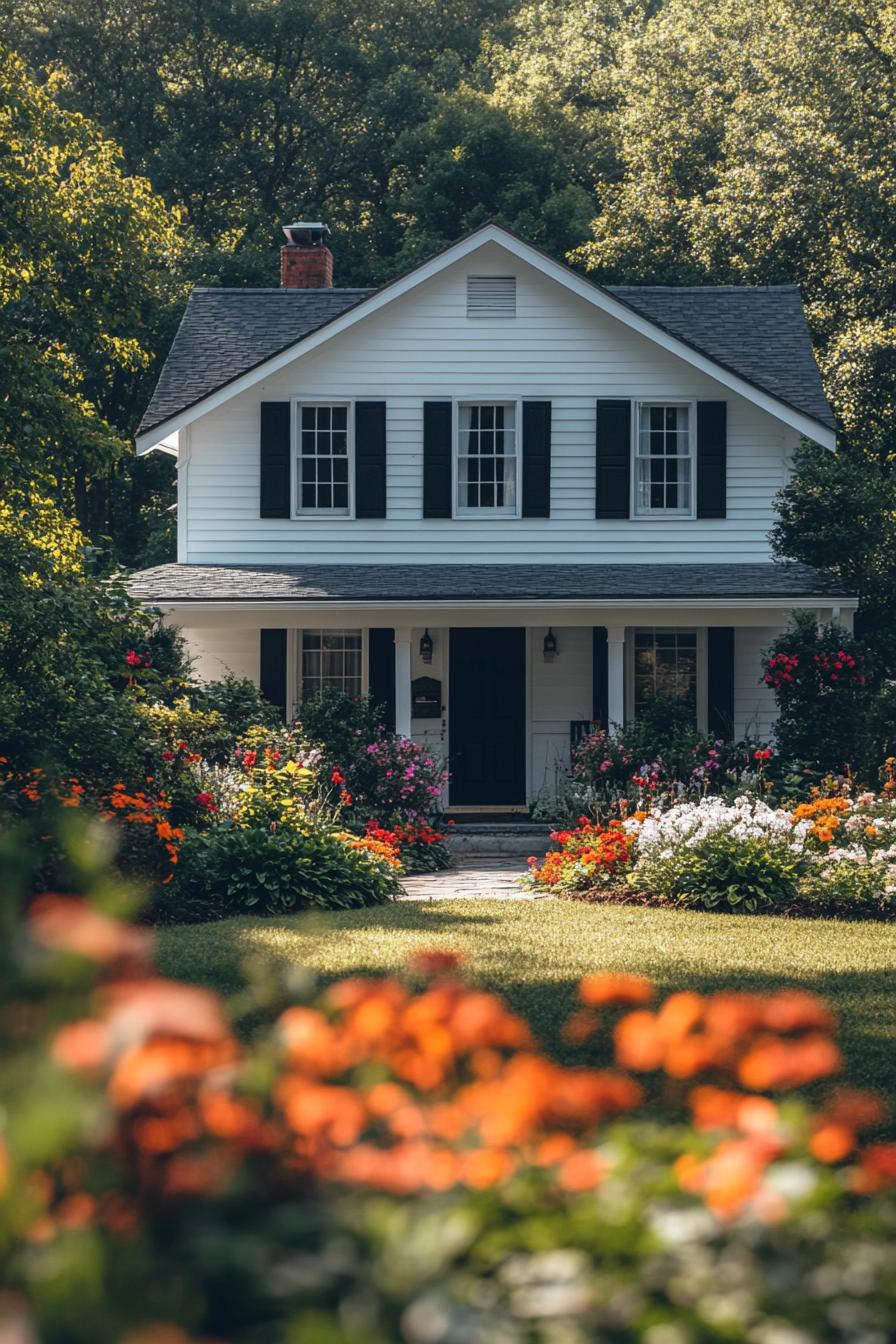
449;628;526;805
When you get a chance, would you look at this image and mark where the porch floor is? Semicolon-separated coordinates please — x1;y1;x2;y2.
398;857;538;901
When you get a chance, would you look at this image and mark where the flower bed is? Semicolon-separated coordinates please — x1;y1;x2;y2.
527;790;896;917
5;847;896;1342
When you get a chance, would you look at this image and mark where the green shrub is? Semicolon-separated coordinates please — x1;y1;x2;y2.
295;687;386;765
630;798;809;913
158;821;400;921
193;674;282;745
763;612;876;776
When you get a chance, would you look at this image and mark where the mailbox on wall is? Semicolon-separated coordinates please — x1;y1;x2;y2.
411;676;442;719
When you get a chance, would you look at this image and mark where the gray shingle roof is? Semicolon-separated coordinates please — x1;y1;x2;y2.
139;287;373;434
138;244;835;438
127;562;852;604
606;285;834;431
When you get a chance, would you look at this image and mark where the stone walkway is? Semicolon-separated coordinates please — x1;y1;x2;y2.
398;857;540;901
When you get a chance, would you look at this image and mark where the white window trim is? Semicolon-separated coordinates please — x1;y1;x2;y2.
294;627;368;709
625;626;707;733
292;399;356;519
630;399;697;521
452;397;522;520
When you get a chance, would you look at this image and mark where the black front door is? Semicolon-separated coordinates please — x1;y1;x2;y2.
449;627;526;805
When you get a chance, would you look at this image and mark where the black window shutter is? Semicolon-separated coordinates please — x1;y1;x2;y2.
592;627;608;728
260;629;288;722
260;402;291;518
595;399;631;519
423;401;452;518
697;401;727;519
368;628;396;731
522;401;551;518
707;627;735;739
355;401;387;518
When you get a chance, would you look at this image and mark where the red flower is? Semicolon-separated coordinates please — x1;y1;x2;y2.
753;748;772;762
241;750;257;769
331;768;346;786
124;650;143;668
194;792;217;812
161;751;175;762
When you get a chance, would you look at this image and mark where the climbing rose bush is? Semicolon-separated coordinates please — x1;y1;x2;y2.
4;844;896;1341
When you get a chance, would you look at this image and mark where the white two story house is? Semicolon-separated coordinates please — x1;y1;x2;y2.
130;221;855;810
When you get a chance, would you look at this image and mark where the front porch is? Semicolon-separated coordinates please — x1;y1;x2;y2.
127;559;856;811
177;610;828;810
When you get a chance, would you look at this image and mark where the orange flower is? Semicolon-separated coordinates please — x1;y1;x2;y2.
763;990;836;1035
810;1122;855;1163
557;1149;604;1192
579;972;653;1007
52;1019;109;1072
613;1011;664;1071
29;894;153;967
110;1037;238;1108
738;1033;842;1091
461;1147;515;1189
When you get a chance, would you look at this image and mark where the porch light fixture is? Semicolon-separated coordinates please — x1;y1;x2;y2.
420;629;434;664
543;628;558;662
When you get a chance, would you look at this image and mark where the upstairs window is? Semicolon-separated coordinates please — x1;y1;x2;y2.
466;275;516;318
297;403;350;514
634;403;693;517
300;630;363;700
456;403;518;515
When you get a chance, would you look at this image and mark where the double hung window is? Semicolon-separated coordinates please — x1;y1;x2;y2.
297;404;350;514
456;402;518;515
634;403;693;517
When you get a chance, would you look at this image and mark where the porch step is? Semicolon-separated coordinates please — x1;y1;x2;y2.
446;821;553;858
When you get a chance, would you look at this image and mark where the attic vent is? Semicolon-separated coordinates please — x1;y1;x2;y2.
466;275;516;318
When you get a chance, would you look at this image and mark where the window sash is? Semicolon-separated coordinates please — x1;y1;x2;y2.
296;403;351;515
300;630;363;701
456;402;518;514
633;403;693;516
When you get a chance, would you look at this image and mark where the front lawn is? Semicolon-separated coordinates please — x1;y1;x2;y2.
158;898;896;1098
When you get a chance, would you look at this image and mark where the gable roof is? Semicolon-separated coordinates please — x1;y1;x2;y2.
139;287;373;436
137;223;836;448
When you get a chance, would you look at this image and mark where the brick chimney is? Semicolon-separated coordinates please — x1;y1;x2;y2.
280;222;333;288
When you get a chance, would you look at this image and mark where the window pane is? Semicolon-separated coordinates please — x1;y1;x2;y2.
457;404;517;513
297;405;351;513
633;629;697;722
301;630;363;701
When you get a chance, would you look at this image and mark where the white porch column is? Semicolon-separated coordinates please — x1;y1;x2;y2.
394;627;412;738
607;625;626;736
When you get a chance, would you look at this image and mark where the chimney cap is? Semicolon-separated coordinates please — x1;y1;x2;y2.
282;221;331;247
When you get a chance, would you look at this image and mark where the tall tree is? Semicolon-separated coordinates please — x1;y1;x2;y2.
0;46;189;560
4;0;516;285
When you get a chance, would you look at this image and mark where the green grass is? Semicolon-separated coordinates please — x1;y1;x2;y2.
157;899;896;1097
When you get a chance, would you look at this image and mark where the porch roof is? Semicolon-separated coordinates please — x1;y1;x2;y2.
127;562;854;605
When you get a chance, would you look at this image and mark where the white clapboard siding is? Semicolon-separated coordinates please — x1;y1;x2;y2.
182;241;796;564
529;627;593;802
734;626;781;740
179;626;259;684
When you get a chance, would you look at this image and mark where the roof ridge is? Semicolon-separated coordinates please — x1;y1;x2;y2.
606;283;802;293
190;286;374;294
